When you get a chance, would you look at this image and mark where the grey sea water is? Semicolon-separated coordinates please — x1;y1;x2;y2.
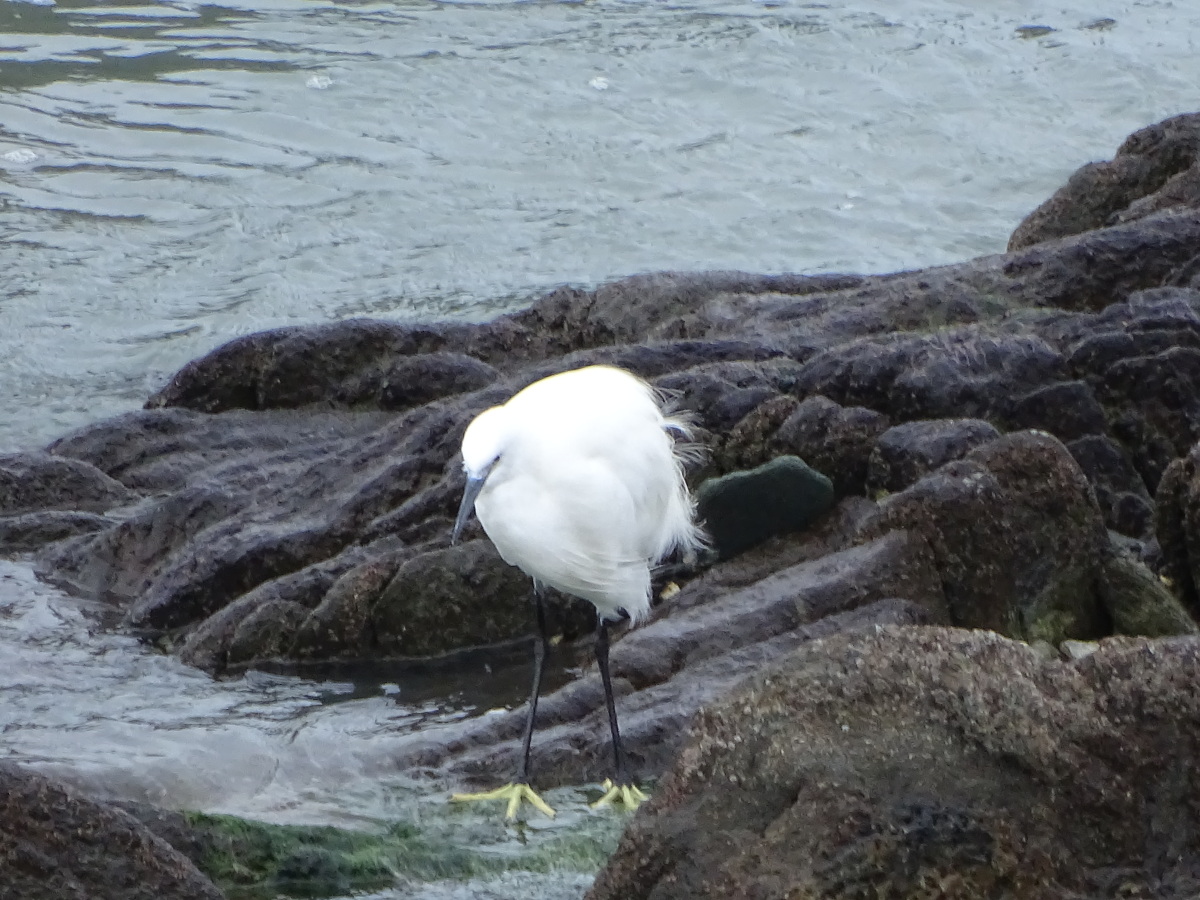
1;0;1198;895
2;0;1198;452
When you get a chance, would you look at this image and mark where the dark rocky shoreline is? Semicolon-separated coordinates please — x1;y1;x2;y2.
4;112;1200;898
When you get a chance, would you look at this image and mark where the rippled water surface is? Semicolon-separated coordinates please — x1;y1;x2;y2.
0;558;466;820
0;557;612;898
2;0;1198;450
1;1;1199;895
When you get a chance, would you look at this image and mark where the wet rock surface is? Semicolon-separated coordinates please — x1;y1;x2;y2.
1155;442;1200;622
587;627;1200;900
7;114;1200;891
0;762;224;900
858;430;1111;642
865;418;1001;494
396;530;944;790
0;451;133;515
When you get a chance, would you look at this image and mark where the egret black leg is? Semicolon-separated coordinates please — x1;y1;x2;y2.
516;584;550;784
449;584;557;818
590;617;647;810
594;616;630;786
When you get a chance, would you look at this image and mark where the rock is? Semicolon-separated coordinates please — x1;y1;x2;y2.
47;407;389;494
1058;287;1200;490
714;394;799;471
1006;379;1106;441
146;319;462;413
224;599;313;668
1001;210;1200;313
1097;549;1197;637
373;352;498;411
1060;638;1099;660
865;418;1001;494
501;271;862;354
793;331;1066;423
1103;344;1200;475
587;627;1200;900
394;528;946;789
0;510;113;554
111;801;219;873
288;546;415;664
772;396;890;496
1154;445;1200;620
178;554;364;672
0;451;133;515
0;762;224;900
40;407;448;633
694;456;835;559
1067;434;1154;536
369;541;594;659
179;539;597;674
858;430;1110;642
653;362;792;435
1108;491;1156;539
1010;112;1200;249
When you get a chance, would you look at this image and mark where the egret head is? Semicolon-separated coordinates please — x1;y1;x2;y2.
452;406;509;544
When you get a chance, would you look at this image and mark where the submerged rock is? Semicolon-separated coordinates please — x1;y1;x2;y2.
151;809;618;898
587;628;1200;900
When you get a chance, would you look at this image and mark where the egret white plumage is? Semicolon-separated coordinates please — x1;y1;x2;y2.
449;365;705;819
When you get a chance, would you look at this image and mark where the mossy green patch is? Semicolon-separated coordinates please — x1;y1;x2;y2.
1020;571;1105;645
696;455;835;559
186;804;622;900
1099;552;1199;637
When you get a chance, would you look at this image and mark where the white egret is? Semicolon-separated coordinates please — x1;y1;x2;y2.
450;365;705;819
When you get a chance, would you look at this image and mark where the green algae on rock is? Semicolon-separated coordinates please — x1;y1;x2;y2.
186;807;622;900
695;456;835;559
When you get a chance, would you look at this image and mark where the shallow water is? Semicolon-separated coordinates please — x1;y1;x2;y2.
2;0;1199;451
0;556;458;821
0;556;615;896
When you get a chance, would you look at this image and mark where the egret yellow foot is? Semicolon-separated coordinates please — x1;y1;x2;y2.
590;778;649;811
450;783;556;820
